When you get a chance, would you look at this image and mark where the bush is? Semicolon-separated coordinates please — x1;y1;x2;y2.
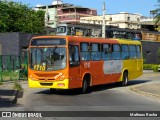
13;82;23;91
143;64;160;72
153;65;159;72
143;64;153;70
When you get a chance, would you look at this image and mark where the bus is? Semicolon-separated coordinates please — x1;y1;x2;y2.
56;23;102;37
56;23;142;40
28;35;143;93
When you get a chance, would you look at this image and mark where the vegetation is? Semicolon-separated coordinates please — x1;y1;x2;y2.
13;81;23;91
143;64;160;72
0;82;3;85
0;0;45;33
154;0;160;25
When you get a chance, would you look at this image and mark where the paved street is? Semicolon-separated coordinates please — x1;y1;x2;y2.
0;72;160;120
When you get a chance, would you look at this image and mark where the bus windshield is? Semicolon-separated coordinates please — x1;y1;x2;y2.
56;26;66;34
30;47;66;71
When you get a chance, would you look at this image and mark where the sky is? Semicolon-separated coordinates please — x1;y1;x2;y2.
12;0;158;17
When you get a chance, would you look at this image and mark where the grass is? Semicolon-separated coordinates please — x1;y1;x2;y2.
13;81;23;91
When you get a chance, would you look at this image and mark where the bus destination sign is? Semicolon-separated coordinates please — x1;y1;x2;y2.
31;38;66;46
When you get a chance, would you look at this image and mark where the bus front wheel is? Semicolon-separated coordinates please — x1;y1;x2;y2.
81;78;90;94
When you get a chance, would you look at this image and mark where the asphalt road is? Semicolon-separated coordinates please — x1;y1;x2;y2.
1;73;160;120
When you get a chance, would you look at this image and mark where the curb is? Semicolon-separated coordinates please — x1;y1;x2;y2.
12;90;24;104
129;86;160;101
0;84;24;104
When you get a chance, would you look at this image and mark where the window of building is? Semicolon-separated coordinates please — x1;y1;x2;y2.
90;43;101;60
80;43;90;61
110;17;112;21
121;44;129;59
127;17;130;21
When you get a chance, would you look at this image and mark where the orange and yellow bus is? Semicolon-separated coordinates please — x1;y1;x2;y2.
28;36;143;93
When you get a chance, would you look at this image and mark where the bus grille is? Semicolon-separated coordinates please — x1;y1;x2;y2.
38;79;55;81
40;83;53;86
35;73;58;77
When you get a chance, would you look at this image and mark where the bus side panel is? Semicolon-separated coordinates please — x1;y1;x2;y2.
69;66;82;89
89;61;104;85
103;73;122;83
122;59;143;80
103;60;122;83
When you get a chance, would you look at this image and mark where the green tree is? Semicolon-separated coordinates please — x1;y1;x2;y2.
0;1;45;33
154;0;160;25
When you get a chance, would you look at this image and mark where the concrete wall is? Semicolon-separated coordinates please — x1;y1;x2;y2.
0;33;19;55
142;41;160;64
0;32;39;56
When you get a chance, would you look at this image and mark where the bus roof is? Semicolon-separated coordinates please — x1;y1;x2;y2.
31;35;141;45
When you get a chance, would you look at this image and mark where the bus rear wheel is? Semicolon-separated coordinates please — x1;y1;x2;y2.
121;72;128;86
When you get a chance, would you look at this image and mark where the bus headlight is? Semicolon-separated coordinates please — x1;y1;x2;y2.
58;75;65;80
29;75;36;80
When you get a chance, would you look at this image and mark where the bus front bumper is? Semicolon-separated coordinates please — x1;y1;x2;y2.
28;78;69;89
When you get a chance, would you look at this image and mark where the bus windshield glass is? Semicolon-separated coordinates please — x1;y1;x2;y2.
30;47;66;71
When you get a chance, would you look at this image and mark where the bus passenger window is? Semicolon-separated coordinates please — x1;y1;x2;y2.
67;27;72;35
69;46;79;62
69;46;80;66
129;45;137;59
80;43;90;61
136;45;141;58
102;44;111;60
112;44;121;60
90;43;101;60
122;44;129;59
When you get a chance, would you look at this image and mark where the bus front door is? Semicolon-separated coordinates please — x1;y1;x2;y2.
69;45;81;89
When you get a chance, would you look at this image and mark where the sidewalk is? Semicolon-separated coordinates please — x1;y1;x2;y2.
0;81;25;107
129;71;160;101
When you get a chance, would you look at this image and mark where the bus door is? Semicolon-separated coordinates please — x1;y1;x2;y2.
69;43;81;88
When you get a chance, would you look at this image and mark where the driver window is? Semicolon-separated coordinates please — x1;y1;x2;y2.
69;46;79;62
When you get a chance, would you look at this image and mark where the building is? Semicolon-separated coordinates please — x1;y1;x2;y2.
140;17;159;31
35;0;97;28
80;12;141;29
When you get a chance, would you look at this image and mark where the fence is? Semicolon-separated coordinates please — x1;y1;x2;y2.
0;55;28;82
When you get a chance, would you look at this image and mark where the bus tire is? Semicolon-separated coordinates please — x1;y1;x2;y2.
121;72;128;86
81;77;90;94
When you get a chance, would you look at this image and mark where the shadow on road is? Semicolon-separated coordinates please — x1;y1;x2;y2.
36;79;151;96
0;98;18;108
127;79;151;86
0;89;18;108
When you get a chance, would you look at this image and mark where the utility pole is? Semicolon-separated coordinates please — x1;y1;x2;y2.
102;2;106;38
45;5;49;27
